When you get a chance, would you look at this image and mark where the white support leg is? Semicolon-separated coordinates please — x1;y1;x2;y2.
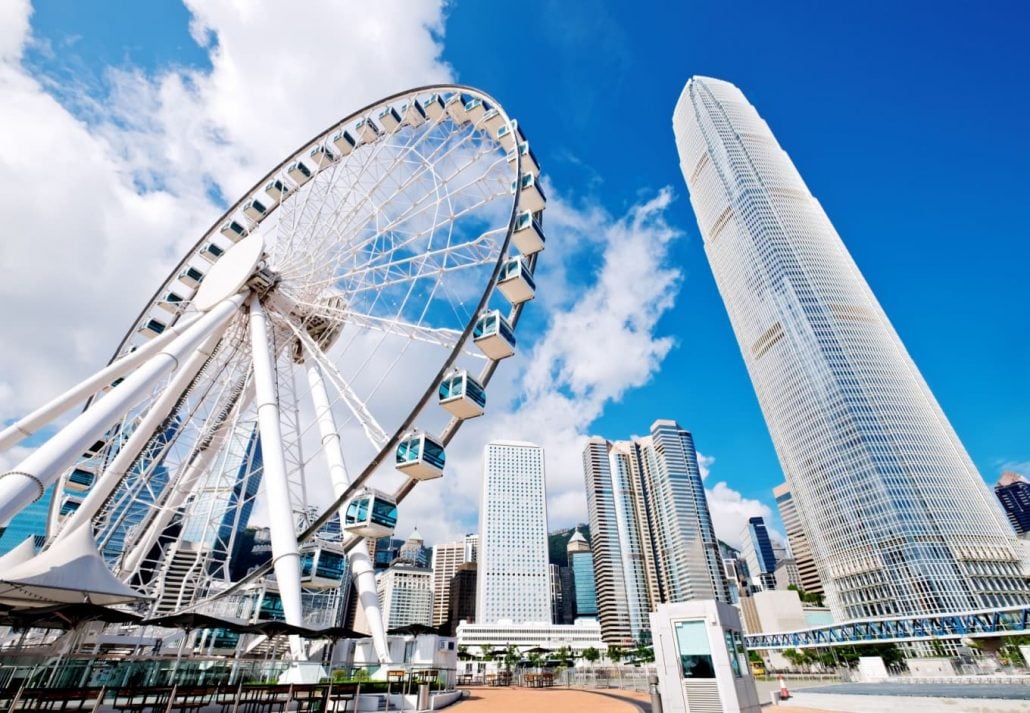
0;310;206;453
248;295;305;661
307;361;391;664
57;328;227;539
0;295;247;527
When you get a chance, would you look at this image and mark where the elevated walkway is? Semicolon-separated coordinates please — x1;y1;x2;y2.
746;605;1030;649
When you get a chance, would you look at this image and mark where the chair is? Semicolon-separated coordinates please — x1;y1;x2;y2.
112;687;173;713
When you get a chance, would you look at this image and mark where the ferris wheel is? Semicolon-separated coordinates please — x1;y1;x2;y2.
0;85;546;662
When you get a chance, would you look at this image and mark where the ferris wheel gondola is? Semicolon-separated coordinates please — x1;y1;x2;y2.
0;84;547;666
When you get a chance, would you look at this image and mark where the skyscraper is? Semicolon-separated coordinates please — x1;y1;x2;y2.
740;516;778;592
377;561;434;630
477;441;551;624
674;76;1029;619
773;482;823;595
431;534;477;628
583;420;730;645
567;528;598;618
995;473;1030;536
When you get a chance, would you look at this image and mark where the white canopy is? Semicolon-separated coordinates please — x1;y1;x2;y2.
0;525;147;606
0;535;37;571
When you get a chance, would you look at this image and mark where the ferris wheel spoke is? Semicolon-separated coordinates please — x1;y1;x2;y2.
287;324;389;452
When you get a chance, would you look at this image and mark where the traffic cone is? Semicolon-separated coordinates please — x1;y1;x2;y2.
778;674;791;700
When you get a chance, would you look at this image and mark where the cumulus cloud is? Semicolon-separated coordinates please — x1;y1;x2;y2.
0;0;775;554
0;0;452;425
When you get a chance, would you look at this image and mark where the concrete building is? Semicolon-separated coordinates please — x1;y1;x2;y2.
773;482;823;595
457;619;605;655
447;562;477;635
377;561;433;630
477;441;551;625
675;75;1028;619
431;534;476;628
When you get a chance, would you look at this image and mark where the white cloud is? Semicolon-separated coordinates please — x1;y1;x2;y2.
0;0;452;424
0;0;777;557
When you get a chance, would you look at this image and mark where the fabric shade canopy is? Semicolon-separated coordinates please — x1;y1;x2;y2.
0;525;147;606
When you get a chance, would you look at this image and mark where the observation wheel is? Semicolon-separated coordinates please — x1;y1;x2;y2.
0;85;547;663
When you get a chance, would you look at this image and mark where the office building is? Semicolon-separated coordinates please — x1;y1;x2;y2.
477;441;551;625
447;562;477;635
995;473;1030;535
740;516;777;592
567;528;598;618
674;76;1029;618
432;534;477;628
377;561;433;630
398;528;430;568
457;619;605;655
549;563;565;624
773;482;823;595
583;420;730;645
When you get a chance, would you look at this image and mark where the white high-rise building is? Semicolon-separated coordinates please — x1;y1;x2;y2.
674;76;1029;620
477;441;551;624
377;561;433;630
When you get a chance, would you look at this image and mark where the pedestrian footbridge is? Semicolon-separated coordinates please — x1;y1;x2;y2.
745;605;1030;649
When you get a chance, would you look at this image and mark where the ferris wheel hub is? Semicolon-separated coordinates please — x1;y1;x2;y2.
193;233;266;311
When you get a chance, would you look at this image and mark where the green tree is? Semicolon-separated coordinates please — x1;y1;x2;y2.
457;645;469;661
503;644;519;671
527;651;543;668
479;644;495;661
632;639;654;664
608;645;624;664
582;646;601;664
556;645;573;667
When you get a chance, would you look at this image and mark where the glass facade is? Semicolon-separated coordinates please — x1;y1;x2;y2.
583;421;730;645
570;549;598;617
674;76;1030;619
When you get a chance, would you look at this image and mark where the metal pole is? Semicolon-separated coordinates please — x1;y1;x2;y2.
306;361;391;664
0;294;246;525
0;311;205;452
248;295;305;661
648;673;663;713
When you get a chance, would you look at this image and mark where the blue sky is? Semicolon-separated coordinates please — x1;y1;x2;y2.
7;0;1029;541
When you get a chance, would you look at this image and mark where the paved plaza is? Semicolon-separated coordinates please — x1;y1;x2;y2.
449;686;839;712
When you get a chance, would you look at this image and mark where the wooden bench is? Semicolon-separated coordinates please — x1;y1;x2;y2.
112;687;173;713
233;684;293;713
13;687;106;713
167;686;216;713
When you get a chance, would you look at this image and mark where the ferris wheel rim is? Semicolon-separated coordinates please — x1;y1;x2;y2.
103;82;522;368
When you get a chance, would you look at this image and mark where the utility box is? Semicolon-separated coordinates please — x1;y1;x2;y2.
650;600;760;713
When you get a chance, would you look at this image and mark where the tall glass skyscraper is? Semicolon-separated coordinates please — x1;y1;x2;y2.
583;420;730;645
674;76;1029;620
